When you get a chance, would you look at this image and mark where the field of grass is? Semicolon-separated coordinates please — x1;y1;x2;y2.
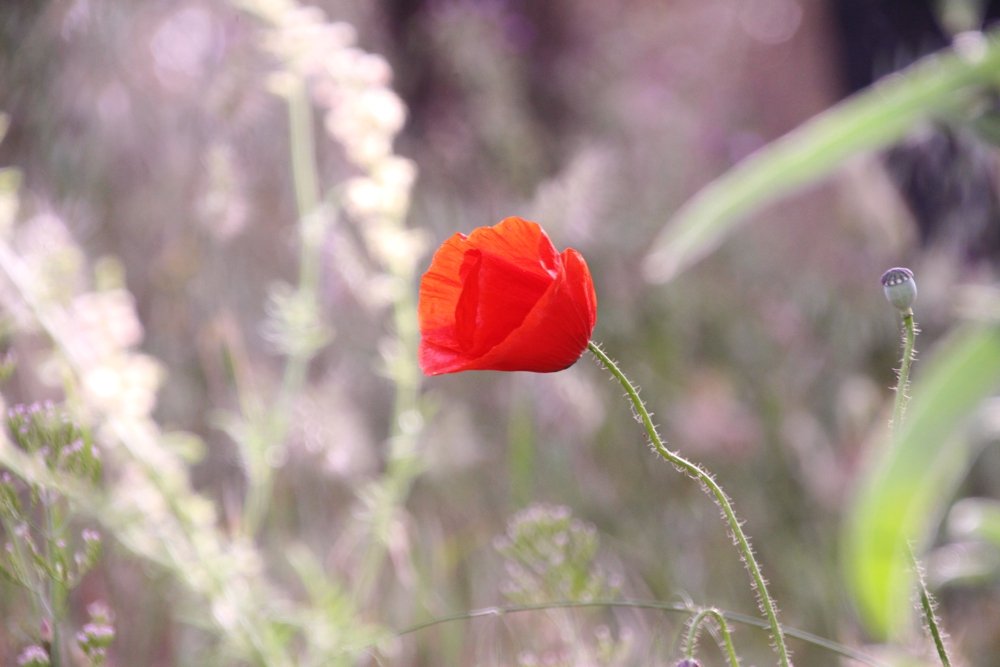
1;1;1000;665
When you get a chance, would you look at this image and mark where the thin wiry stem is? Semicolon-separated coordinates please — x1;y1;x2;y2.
891;310;917;432
684;607;741;667
46;500;63;667
390;599;882;666
587;341;792;667
912;548;952;667
919;585;952;667
243;77;328;537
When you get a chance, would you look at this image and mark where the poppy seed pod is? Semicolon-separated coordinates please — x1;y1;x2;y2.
880;267;917;312
418;216;597;375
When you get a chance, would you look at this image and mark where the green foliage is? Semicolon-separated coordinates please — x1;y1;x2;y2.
2;0;1000;663
0;402;107;666
496;505;631;667
0;1;418;663
843;325;1000;639
633;24;1000;651
5;403;99;482
644;32;1000;283
76;603;116;667
497;504;617;605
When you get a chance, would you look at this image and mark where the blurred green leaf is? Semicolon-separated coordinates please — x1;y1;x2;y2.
644;32;1000;283
843;324;1000;639
971;107;1000;145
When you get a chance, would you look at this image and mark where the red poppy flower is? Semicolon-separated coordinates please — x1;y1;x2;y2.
418;216;597;375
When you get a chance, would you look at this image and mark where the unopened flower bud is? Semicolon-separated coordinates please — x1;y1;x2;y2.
880;267;917;312
675;659;701;667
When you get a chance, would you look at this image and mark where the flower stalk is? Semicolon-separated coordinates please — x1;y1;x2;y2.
241;75;330;537
683;607;741;667
881;267;918;433
46;500;66;667
587;341;791;667
917;567;951;667
891;309;916;433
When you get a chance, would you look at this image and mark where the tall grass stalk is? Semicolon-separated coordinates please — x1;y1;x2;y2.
241;75;330;537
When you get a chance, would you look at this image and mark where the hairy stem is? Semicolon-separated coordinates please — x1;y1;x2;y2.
588;342;791;667
684;607;741;667
891;310;917;432
912;548;951;667
919;584;951;667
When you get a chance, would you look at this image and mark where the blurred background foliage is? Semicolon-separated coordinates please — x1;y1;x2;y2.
1;0;1000;665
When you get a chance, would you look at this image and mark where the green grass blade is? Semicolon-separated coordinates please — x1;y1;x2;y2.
643;33;1000;283
842;325;1000;639
391;599;886;666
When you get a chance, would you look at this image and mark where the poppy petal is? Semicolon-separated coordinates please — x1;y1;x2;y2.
455;247;553;356
418;217;597;375
463;216;559;279
467;256;596;372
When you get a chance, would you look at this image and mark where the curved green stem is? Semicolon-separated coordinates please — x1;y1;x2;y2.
390;598;882;666
684;607;741;667
891;310;917;433
587;341;792;667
